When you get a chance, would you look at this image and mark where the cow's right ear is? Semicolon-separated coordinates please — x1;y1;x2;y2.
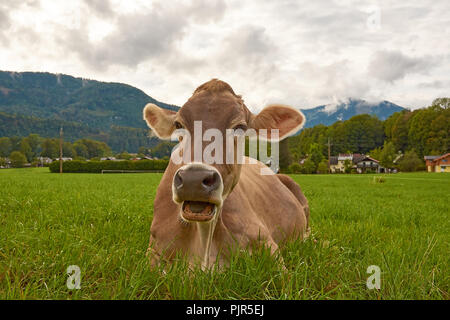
143;103;177;140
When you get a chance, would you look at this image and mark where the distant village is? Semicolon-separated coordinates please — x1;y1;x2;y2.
313;152;449;173
0;153;161;169
2;151;449;173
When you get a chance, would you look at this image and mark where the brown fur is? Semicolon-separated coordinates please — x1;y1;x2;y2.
144;79;309;268
193;78;239;97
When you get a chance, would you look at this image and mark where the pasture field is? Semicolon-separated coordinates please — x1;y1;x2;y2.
0;168;448;299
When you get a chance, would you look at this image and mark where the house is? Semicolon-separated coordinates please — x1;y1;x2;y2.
329;156;338;172
329;154;351;173
424;153;450;172
424;155;439;172
37;157;53;165
353;155;381;173
329;153;363;173
0;157;11;169
329;153;382;173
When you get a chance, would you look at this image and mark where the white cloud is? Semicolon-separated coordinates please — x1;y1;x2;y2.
368;50;436;82
1;0;449;111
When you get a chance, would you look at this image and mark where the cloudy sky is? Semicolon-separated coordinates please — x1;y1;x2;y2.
1;0;449;111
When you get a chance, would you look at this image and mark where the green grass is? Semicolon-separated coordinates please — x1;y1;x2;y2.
0;168;448;299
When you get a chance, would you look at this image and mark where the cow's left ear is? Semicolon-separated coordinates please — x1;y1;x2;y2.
249;104;305;141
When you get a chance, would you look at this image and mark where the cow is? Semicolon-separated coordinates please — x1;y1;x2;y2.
143;79;310;269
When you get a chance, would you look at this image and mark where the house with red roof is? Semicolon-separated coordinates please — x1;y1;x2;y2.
424;153;450;172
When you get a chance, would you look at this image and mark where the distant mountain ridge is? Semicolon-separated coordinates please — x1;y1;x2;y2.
300;98;405;128
0;71;405;141
0;71;178;130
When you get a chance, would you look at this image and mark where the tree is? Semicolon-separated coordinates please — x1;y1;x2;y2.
24;134;42;157
9;151;27;168
379;141;396;169
398;150;423;172
20;139;33;162
73;139;111;159
73;141;89;159
317;159;329;174
369;146;383;161
63;142;77;158
407;102;449;157
150;141;176;159
288;162;302;174
343;114;384;154
309;143;324;168
279;139;292;171
431;97;450;109
9;136;22;152
388;111;411;153
117;151;132;160
301;159;316;174
0;137;12;157
288;124;327;161
138;146;149;155
343;159;352;173
41;138;59;158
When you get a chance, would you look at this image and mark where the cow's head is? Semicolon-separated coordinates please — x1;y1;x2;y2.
143;79;305;223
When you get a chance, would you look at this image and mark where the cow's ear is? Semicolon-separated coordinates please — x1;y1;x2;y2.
249;104;305;141
143;103;177;139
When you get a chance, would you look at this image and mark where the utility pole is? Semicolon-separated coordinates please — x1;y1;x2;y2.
327;137;332;173
59;127;63;174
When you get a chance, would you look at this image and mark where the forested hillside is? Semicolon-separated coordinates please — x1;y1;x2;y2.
1;71;447;161
0;112;160;152
1;71;408;153
288;98;450;169
0;71;180;152
0;71;178;130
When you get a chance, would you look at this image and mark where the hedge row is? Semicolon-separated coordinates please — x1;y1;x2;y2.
49;160;169;173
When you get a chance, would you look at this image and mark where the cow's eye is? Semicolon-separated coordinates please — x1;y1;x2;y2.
233;124;248;132
174;121;184;129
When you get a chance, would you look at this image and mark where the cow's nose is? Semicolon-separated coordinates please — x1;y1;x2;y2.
174;168;221;193
173;165;224;222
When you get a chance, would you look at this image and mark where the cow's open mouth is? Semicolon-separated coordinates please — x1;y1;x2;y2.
181;201;217;222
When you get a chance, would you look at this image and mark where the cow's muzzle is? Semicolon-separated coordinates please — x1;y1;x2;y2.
172;163;223;222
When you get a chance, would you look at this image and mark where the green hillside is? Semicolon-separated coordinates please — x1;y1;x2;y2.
0;71;179;151
0;71;178;130
0;111;160;153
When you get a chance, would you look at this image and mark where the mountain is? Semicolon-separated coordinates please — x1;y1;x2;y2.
0;71;178;130
300;98;405;128
0;71;174;152
0;71;405;148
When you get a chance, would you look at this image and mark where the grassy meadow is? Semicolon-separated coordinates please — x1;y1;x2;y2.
0;168;448;299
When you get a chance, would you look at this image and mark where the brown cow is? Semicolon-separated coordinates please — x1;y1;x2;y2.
143;79;310;269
